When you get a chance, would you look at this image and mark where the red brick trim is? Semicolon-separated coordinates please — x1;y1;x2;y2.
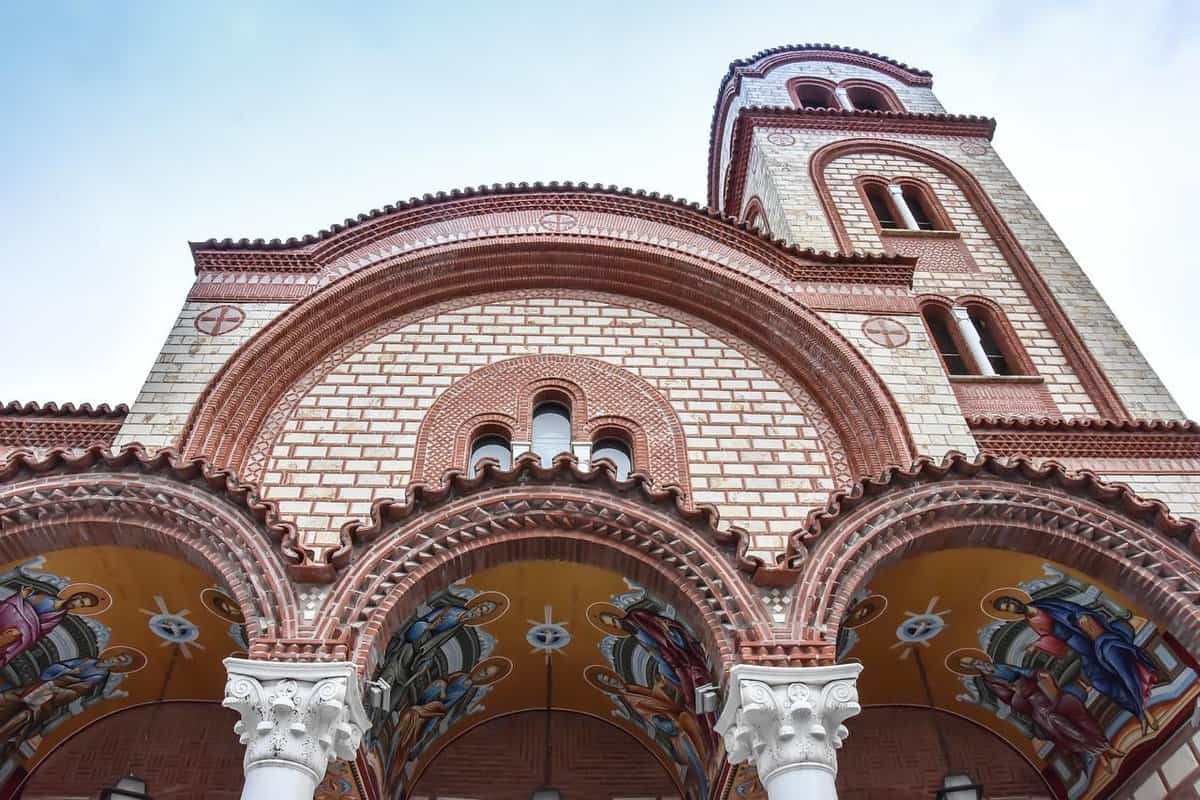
956;294;1038;376
796;454;1200;653
180;240;914;484
717;109;994;213
0;401;128;417
0;416;124;451
0;445;301;643
410;355;690;490
809;139;1129;420
969;416;1200;462
319;456;780;676
741;195;770;236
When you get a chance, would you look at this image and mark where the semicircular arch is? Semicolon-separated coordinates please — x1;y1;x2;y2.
179;236;914;485
796;456;1200;654
0;448;300;644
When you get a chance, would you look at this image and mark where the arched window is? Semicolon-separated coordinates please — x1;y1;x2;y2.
789;79;839;110
843;84;899;113
921;305;970;375
469;433;512;475
531;401;572;464
743;197;770;236
863;182;900;230
591;437;633;480
963;304;1022;376
899;184;942;231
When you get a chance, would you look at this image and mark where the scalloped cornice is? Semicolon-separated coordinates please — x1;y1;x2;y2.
1;401;128;418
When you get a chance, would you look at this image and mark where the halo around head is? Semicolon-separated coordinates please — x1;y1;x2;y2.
464;591;509;626
981;587;1034;621
60;583;113;616
586;602;629;637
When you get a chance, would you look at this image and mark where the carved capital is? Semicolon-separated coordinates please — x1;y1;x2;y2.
223;657;369;783
715;663;863;785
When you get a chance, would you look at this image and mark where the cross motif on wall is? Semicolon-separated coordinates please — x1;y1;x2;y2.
862;317;910;348
539;212;578;233
194;305;245;336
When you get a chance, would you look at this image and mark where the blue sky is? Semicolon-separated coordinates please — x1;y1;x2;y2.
2;1;1197;416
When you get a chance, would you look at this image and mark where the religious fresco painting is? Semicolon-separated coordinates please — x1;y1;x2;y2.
847;547;1199;800
365;580;513;798
584;582;719;800
367;561;712;799
0;546;248;794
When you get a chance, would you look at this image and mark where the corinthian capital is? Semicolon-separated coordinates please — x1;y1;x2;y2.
715;663;863;785
223;657;369;784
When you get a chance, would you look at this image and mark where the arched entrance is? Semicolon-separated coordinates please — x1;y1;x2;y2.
791;454;1200;799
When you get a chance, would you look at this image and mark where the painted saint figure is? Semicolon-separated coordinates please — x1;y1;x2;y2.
994;596;1159;730
0;588;100;668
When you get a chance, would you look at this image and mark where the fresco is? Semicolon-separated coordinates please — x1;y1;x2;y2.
847;548;1198;800
585;583;719;800
0;546;247;794
368;561;707;800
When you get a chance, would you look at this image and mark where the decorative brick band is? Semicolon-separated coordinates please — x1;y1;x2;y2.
796;454;1200;653
0;402;128;451
808;138;1128;420
313;454;791;675
180;238;915;484
0;446;301;643
969;415;1200;462
410;354;691;490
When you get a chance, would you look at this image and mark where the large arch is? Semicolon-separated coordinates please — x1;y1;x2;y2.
808;137;1127;420
795;454;1200;652
317;455;786;677
0;446;300;643
179;199;916;488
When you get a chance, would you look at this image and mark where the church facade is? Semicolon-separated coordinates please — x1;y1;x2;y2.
2;44;1199;800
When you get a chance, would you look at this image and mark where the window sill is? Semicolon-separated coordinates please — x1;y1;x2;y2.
879;228;959;240
949;374;1043;384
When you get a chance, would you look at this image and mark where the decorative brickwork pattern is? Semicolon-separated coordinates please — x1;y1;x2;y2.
409;354;690;489
254;293;846;556
21;702;244;799
0;402;126;457
412;711;680;800
950;377;1060;417
878;230;978;273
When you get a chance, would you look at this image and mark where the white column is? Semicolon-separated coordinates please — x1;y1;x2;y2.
834;86;854;111
949;306;996;376
716;663;863;800
224;658;369;800
886;183;921;231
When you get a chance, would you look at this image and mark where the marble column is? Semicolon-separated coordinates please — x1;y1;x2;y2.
950;306;996;376
223;657;369;800
886;183;922;231
716;663;863;800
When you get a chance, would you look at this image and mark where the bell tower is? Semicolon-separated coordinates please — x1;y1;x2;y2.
708;44;1182;423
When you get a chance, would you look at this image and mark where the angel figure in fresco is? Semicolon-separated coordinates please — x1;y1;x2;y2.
613;607;717;753
967;659;1122;772
993;596;1160;731
0;651;132;759
0;588;101;668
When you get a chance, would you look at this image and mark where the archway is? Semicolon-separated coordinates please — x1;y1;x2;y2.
793;454;1200;799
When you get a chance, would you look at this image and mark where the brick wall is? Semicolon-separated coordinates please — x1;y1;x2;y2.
837;706;1050;800
411;710;679;800
739;125;1183;420
114;301;290;451
258;293;838;557
20;702;243;799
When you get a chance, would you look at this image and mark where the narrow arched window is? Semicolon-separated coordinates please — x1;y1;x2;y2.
846;85;891;112
792;81;838;110
900;185;939;231
922;306;970;375
591;437;633;480
531;402;572;465
469;434;512;475
967;307;1014;375
864;183;900;230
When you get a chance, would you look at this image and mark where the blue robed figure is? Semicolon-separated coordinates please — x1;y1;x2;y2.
1029;598;1158;727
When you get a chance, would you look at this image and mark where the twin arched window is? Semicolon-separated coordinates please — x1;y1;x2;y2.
921;300;1027;377
861;179;949;233
467;399;634;479
787;78;902;113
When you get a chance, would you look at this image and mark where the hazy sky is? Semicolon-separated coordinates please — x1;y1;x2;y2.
2;1;1197;417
